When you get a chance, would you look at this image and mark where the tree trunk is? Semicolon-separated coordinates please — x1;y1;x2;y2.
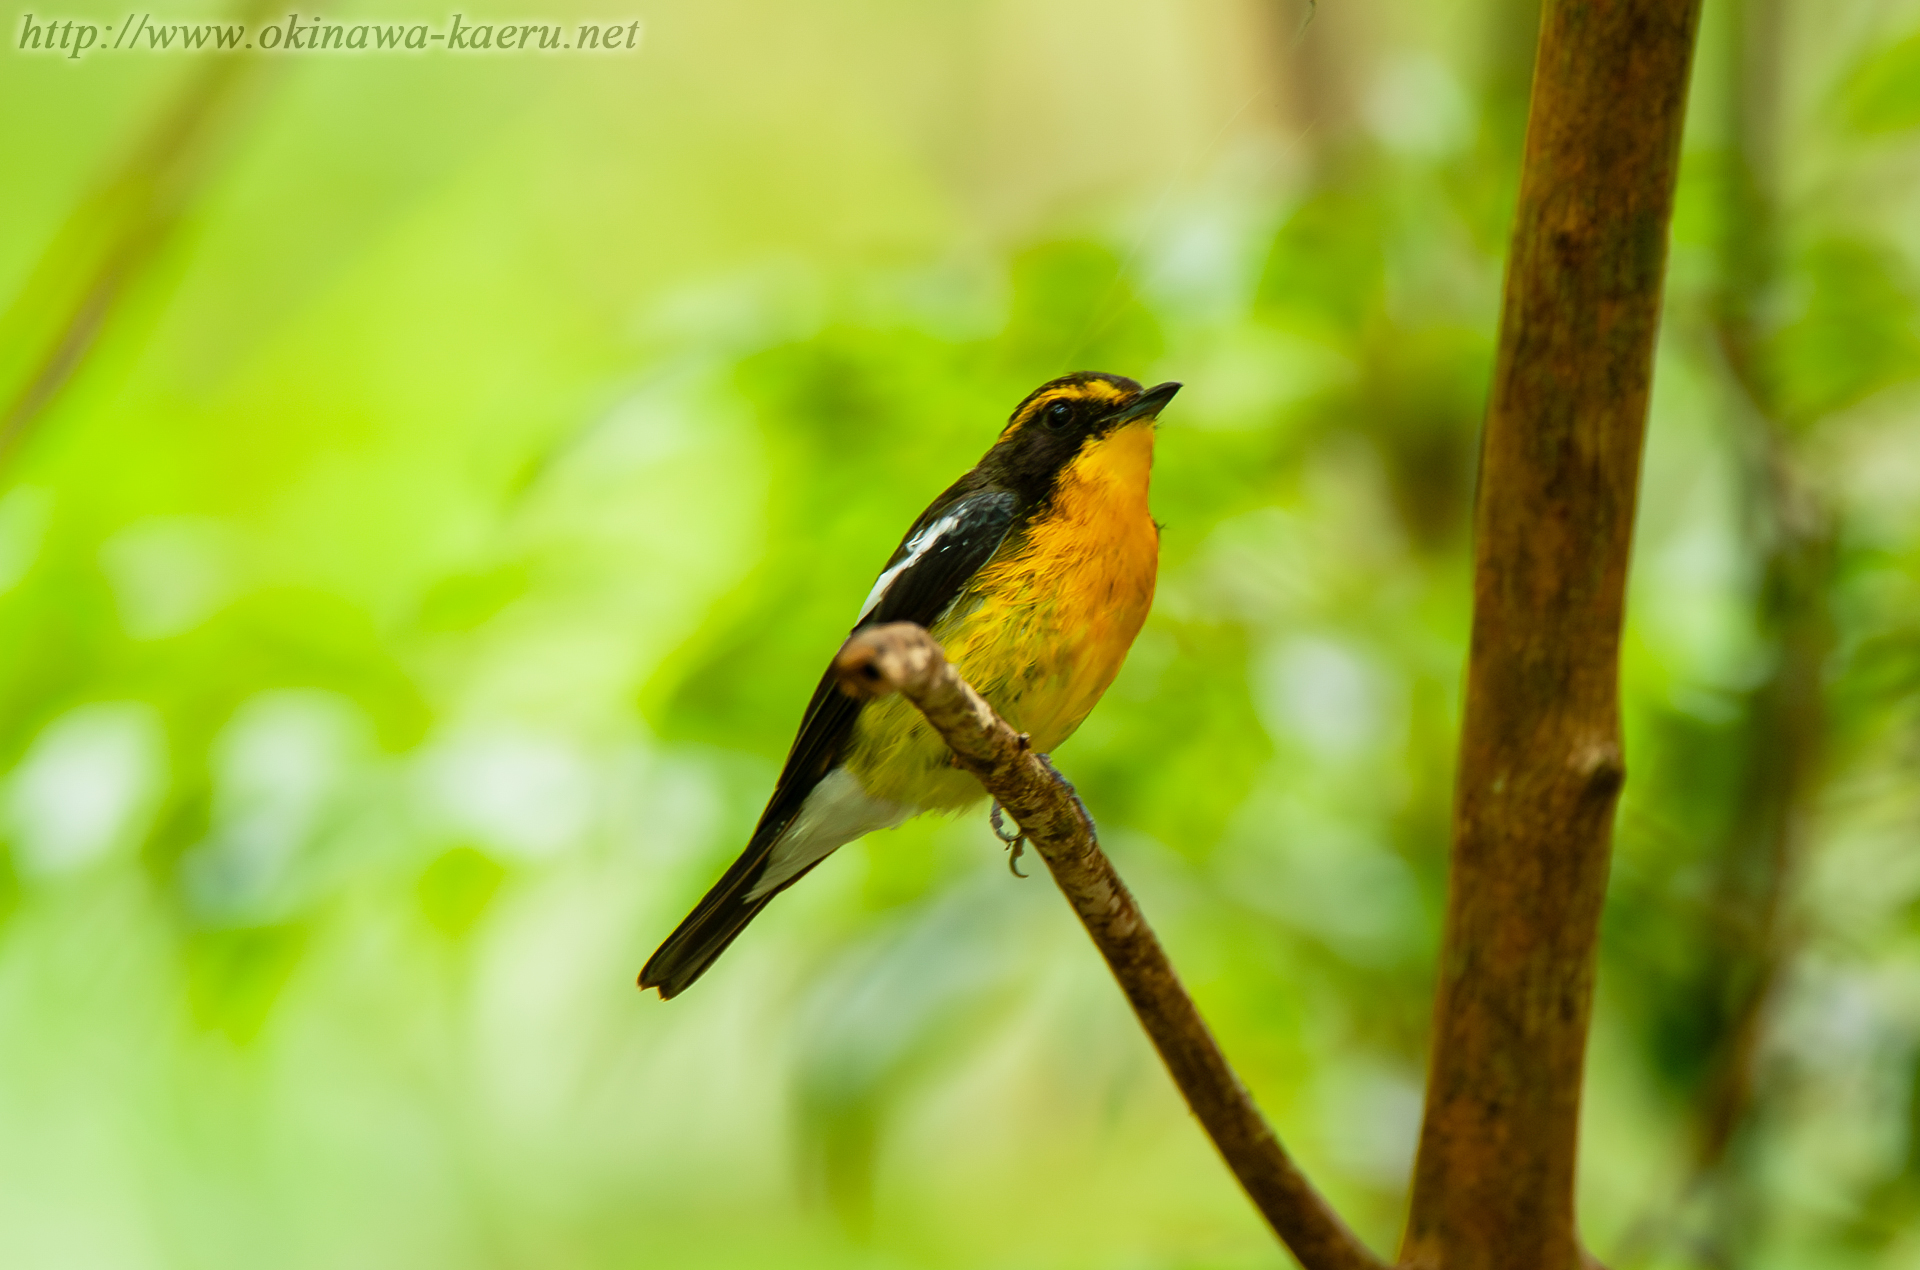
1401;2;1704;1267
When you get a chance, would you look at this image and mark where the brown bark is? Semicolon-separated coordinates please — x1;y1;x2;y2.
1401;2;1703;1268
832;624;1384;1270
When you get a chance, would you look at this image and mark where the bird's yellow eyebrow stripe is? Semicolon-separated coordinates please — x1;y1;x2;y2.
1002;379;1132;437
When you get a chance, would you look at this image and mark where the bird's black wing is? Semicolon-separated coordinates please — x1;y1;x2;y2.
760;484;1021;836
640;485;1021;997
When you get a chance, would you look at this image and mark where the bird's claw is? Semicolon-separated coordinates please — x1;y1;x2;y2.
989;801;1029;878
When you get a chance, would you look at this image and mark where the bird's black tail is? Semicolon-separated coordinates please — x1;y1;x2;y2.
642;666;860;998
639;814;824;999
638;876;776;999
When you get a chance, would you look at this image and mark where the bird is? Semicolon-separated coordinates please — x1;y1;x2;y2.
640;371;1180;998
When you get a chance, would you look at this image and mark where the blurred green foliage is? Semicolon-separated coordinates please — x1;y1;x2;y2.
2;0;1919;1266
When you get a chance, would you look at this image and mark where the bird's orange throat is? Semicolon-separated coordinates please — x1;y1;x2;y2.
845;419;1160;811
1056;416;1156;519
991;416;1159;743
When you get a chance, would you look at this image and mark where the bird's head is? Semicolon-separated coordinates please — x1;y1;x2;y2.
985;372;1181;502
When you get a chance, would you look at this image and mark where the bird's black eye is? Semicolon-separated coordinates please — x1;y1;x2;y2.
1043;400;1074;431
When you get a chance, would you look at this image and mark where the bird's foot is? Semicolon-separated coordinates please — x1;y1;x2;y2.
988;801;1028;878
1034;753;1096;834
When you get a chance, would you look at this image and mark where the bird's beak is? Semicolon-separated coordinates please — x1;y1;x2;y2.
1109;381;1181;425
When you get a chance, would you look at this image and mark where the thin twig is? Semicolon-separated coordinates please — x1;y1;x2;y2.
831;623;1384;1270
1690;0;1828;1189
0;0;279;477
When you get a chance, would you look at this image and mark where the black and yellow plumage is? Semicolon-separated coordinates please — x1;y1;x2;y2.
640;371;1179;998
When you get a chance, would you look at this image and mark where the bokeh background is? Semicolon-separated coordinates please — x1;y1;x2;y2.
4;0;1920;1265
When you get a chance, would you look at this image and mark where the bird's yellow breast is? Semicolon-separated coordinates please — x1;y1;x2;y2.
845;420;1159;810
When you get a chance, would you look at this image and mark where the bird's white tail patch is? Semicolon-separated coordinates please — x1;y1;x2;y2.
747;767;911;900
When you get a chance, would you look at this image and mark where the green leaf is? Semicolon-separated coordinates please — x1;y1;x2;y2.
1843;32;1920;133
417;846;506;939
1773;237;1920;423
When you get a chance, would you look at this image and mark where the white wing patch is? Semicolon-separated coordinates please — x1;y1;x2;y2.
747;768;911;900
857;505;973;623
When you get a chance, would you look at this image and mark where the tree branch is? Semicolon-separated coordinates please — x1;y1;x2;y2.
1661;0;1830;1248
1401;2;1703;1267
831;622;1385;1270
0;0;278;477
